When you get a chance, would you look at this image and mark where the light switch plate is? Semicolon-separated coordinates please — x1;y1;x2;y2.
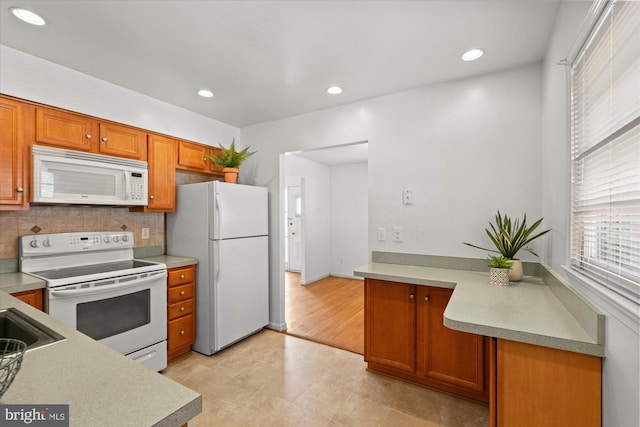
377;228;386;241
402;190;413;205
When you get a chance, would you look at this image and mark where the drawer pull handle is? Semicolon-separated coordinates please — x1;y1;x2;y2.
180;291;186;296
180;330;185;335
409;294;415;299
180;307;185;312
180;274;185;279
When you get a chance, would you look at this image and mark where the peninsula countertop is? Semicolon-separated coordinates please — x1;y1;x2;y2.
0;292;201;426
354;262;605;357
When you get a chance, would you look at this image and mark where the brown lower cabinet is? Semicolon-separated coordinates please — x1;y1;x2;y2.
490;338;602;427
167;265;196;362
11;288;44;311
364;278;489;403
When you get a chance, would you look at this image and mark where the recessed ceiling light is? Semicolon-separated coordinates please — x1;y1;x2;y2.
10;7;46;26
197;89;214;98
462;48;484;61
327;86;343;95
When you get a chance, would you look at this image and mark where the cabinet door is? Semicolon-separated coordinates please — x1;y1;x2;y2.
364;279;416;373
207;146;224;175
0;98;28;209
36;107;96;151
177;140;210;171
99;122;147;160
11;289;44;311
146;134;176;211
417;286;488;401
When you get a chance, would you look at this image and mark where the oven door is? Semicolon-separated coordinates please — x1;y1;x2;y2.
47;270;167;357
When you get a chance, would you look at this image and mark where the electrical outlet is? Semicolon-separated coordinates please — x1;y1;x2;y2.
393;227;403;242
141;228;150;239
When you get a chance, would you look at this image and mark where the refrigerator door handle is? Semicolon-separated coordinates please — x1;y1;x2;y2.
215;192;222;240
214;240;221;283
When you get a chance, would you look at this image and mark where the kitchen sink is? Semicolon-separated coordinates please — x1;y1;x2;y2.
0;308;65;351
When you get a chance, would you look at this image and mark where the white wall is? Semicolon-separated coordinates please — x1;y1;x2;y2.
0;45;239;146
241;63;543;328
330;162;368;278
285;155;331;284
541;2;640;426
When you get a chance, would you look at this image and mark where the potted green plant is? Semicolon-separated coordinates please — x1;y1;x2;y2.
206;139;255;184
463;211;550;281
487;255;513;286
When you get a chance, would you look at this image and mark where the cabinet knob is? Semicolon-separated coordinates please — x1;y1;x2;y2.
102;137;108;142
424;296;430;301
149;195;155;200
180;291;186;296
180;307;185;312
86;134;92;139
180;274;185;279
203;157;208;161
16;187;24;193
409;294;415;299
180;330;185;335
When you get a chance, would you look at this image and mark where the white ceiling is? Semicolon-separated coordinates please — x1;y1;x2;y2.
0;1;560;128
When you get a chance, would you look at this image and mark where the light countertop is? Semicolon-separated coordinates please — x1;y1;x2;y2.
0;292;201;426
0;272;46;294
354;262;605;357
139;255;198;270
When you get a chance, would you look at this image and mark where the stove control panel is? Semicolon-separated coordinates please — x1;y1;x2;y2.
20;231;135;256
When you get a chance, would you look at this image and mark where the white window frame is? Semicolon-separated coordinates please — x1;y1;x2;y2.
569;0;640;304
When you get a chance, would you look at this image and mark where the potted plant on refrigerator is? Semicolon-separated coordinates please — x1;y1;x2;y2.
206;140;255;184
463;211;550;281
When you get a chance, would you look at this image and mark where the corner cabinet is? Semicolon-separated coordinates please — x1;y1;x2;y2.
0;96;29;210
167;265;196;362
364;278;489;403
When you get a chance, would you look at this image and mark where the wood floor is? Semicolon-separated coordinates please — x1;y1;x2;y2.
284;272;364;354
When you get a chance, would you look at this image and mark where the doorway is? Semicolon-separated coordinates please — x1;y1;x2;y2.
281;142;368;354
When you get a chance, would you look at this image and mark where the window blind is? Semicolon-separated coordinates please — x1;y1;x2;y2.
570;0;640;303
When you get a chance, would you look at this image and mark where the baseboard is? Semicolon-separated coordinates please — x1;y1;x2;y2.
267;321;287;331
301;273;329;285
329;273;364;280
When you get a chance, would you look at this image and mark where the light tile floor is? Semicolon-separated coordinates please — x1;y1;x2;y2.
163;330;489;427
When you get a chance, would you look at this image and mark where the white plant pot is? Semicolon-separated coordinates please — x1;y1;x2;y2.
508;259;523;282
489;268;510;286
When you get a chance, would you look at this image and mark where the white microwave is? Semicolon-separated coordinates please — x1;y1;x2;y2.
31;146;148;206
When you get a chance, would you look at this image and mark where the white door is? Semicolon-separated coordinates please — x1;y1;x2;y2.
287;185;302;272
211;236;269;351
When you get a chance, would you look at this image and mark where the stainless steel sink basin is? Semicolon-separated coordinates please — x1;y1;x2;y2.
0;308;65;351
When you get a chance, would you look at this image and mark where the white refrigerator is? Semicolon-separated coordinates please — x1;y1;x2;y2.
167;181;269;355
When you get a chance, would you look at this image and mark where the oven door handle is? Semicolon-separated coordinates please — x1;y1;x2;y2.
49;272;167;298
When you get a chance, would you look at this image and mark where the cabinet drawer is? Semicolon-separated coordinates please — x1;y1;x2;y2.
168;266;195;286
168;298;194;321
168;283;194;303
168;314;195;351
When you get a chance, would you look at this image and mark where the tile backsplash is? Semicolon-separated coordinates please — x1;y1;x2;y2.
0;206;164;259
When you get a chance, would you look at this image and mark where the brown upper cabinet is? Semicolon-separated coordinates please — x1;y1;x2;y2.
176;140;223;175
0;96;29;210
36;107;147;161
133;134;176;212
